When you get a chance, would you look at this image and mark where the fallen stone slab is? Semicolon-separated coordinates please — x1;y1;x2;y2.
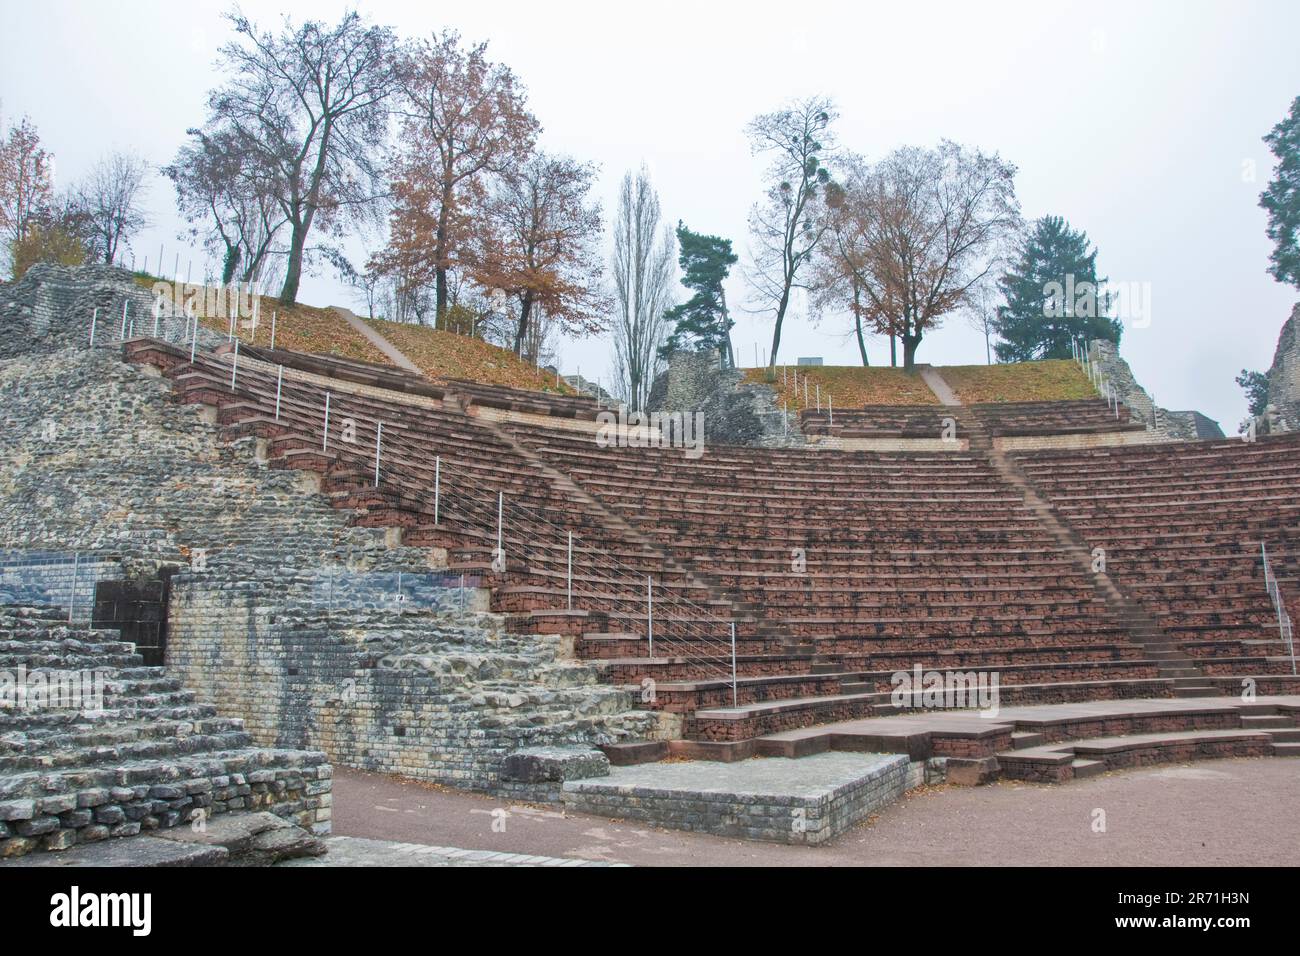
0;836;228;868
152;811;327;866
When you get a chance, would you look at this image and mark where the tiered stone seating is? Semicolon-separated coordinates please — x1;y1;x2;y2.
445;378;600;420
970;399;1143;436
499;420;1182;736
801;399;1142;439
1015;434;1300;691
800;406;951;438
125;340;743;663
123;337;1300;775
0;604;329;857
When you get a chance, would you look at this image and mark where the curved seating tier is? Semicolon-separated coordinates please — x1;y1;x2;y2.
125;339;1300;750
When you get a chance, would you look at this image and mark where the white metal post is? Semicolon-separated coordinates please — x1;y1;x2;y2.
647;576;653;658
434;456;441;524
230;339;239;391
274;366;283;419
567;531;573;610
829;395;833;426
190;315;198;362
816;383;821;412
271;311;278;351
373;421;383;487
89;308;98;347
497;491;503;557
68;551;80;623
730;622;738;706
322;393;331;450
121;301;129;340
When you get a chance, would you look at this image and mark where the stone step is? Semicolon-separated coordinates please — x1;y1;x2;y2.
1239;714;1296;729
1070;757;1107;778
599;740;669;766
0;731;256;775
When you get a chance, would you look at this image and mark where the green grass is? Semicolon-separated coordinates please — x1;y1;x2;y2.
939;361;1099;403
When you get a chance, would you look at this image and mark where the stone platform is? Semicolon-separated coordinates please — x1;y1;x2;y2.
562;752;915;845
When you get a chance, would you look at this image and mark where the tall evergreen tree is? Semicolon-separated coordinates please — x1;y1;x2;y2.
1260;95;1300;291
993;215;1122;362
660;221;738;366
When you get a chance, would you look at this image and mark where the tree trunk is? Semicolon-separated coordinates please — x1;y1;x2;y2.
768;288;790;371
889;333;897;367
221;245;241;287
853;284;868;366
513;293;533;357
279;220;308;306
902;335;921;371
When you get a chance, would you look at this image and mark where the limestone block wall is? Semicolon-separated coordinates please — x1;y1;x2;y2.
648;350;807;448
1265;303;1300;432
1086;340;1223;440
0;263;225;361
0;346;654;791
166;579;654;789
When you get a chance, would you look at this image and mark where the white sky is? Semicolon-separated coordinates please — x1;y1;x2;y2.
3;0;1299;428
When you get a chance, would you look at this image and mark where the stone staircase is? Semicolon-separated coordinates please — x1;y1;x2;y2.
0;604;331;858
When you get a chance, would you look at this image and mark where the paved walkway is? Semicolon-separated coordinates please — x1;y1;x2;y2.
330;759;1300;866
281;836;617;867
329;306;422;374
918;365;963;406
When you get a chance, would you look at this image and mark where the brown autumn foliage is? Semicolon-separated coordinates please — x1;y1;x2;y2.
374;31;538;324
473;152;608;357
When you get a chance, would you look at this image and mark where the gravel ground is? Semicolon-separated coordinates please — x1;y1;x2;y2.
330;757;1300;867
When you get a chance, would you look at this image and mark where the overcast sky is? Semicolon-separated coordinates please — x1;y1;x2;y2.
3;0;1298;428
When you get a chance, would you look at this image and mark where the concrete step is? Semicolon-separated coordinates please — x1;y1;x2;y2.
1240;714;1296;729
1070;757;1107;779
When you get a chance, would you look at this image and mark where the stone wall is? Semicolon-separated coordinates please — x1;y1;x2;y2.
1264;303;1300;432
647;350;807;447
1086;340;1224;440
0;345;653;792
0;262;224;360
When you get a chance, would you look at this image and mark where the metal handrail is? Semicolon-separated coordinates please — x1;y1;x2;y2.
1260;541;1297;676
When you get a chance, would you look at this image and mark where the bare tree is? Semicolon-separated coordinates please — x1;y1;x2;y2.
745;96;838;371
966;279;1001;365
79;151;150;266
812;154;872;365
832;141;1020;370
165;126;288;285
207;10;397;305
610;166;675;411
